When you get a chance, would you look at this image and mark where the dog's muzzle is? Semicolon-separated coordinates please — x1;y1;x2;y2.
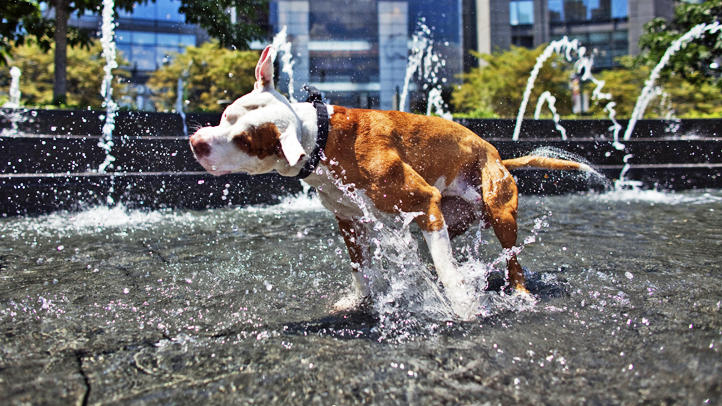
189;133;211;158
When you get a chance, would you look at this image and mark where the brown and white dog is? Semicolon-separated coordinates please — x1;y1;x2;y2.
189;46;591;316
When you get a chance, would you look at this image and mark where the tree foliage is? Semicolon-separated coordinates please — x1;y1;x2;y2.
637;0;722;88
0;0;94;65
452;45;572;118
0;40;129;108
591;56;722;119
3;0;268;104
179;0;269;50
146;40;258;112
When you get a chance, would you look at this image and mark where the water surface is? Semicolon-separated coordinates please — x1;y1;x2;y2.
1;190;720;404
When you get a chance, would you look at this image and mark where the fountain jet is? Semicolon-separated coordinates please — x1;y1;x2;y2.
623;21;721;141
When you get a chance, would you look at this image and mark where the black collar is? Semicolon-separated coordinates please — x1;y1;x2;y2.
294;87;329;179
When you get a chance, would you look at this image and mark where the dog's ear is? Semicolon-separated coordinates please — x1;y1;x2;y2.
255;45;274;90
279;125;305;167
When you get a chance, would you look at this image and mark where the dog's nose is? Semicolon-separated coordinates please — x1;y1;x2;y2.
189;133;211;158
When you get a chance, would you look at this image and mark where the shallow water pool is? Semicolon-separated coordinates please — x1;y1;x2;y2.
1;189;720;404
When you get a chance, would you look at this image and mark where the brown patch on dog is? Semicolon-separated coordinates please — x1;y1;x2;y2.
232;122;282;159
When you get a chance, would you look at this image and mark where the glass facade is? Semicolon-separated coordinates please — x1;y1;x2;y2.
272;0;464;109
552;29;628;68
408;0;462;43
543;1;630;69
117;30;196;72
307;0;380;106
510;1;534;26
117;0;187;22
549;0;627;23
114;0;198;76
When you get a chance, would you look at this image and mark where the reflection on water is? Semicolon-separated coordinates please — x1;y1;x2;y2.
0;189;720;404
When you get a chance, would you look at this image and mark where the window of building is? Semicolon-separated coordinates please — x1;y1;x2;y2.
309;0;378;41
117;0;186;22
552;30;628;69
510;1;534;26
549;0;628;23
117;30;196;72
408;0;462;43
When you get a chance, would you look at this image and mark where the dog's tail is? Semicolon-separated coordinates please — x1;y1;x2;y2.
502;155;592;172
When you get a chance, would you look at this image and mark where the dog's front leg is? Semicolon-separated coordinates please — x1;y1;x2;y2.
421;223;477;319
333;216;371;311
421;226;463;291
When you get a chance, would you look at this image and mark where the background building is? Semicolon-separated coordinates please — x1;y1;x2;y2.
69;0;207;109
271;0;464;110
65;0;688;110
468;0;676;70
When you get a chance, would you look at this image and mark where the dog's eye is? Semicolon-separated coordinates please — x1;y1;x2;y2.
243;104;261;111
224;112;239;125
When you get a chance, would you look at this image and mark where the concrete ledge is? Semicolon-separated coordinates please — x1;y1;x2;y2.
1;108;720;216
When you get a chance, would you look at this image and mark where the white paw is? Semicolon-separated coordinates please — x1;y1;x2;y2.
332;292;367;313
447;287;478;321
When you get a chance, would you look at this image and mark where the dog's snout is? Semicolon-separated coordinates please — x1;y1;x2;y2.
190;133;211;158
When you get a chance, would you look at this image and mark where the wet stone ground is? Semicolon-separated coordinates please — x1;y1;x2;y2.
0;190;720;404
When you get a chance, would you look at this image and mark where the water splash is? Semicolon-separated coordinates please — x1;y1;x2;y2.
1;66;28;136
513;37;622;149
400;20;451;119
175;77;188;137
623;21;721;141
613;153;643;191
3;67;21;108
315;160;546;340
97;0;118;183
597;187;722;204
271;26;296;102
399;22;429;112
0;204;193;238
534;91;567;140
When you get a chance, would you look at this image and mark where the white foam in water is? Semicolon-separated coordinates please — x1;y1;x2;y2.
243;191;325;215
596;189;722;205
8;205;190;237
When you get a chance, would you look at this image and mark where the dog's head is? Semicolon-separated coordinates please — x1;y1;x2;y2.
189;45;306;176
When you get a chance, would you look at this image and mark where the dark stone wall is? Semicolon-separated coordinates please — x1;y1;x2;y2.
1;108;720;216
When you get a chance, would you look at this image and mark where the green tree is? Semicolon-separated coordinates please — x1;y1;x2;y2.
146;40;257;112
452;45;572;118
590;56;722;118
589;56;650;118
0;40;128;108
637;0;722;88
179;0;269;50
4;0;268;106
0;1;50;65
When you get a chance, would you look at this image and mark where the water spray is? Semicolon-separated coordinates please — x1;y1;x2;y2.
623;21;721;141
271;26;296;102
98;0;118;177
400;20;451;120
3;67;22;108
513;37;622;149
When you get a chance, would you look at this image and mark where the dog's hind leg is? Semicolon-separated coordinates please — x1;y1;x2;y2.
480;159;527;292
334;216;371;311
